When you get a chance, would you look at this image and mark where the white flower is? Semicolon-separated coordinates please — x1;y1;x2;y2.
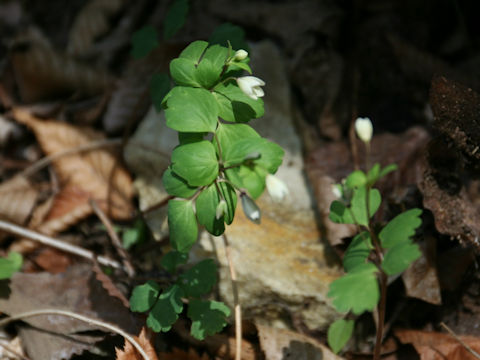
331;184;342;199
240;194;261;224
266;174;289;201
215;199;228;220
354;117;373;143
237;76;265;100
234;49;248;61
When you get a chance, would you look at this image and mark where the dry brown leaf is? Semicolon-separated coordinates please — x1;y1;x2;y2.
31;247;73;273
395;329;480;360
9;34;112;103
0;175;38;225
93;261;129;308
68;0;126;57
115;327;158;360
13;108;134;225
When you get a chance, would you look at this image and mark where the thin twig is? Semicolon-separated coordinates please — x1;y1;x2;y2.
440;322;480;359
20;138;123;178
0;219;123;270
0;309;151;360
89;199;136;277
222;233;242;360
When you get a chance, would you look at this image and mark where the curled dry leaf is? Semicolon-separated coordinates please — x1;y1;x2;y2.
68;0;126;57
0;175;38;225
9;34;112;103
13;108;133;227
93;261;129;308
115;327;158;360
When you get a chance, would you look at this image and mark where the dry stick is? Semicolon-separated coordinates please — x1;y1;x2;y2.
0;219;123;270
0;339;31;360
89;199;136;277
0;309;151;360
440;322;480;359
222;233;242;360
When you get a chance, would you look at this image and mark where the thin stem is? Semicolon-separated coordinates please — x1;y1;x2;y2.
0;309;151;360
0;219;123;270
222;233;242;360
441;322;480;359
89;199;136;277
373;270;387;360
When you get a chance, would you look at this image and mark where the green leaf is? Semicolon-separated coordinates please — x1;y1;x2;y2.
162;167;198;198
379;209;422;248
178;259;217;297
195;58;222;89
150;73;170;112
188;299;231;340
329;200;355;224
379;163;397;179
170;58;201;87
328;263;379;315
147;284;184;332
350;187;381;226
218;182;237;224
122;219;147;250
165;87;219;132
213;81;264;123
202;45;229;71
179;40;209;62
161;251;189;273
163;0;189;40
366;163;380;185
345;170;367;189
168;200;198;253
343;232;373;273
195;184;225;236
215;122;260;158
0;252;22;280
225;165;268;199
131;25;158;59
209;23;248;51
130;280;160;312
227;61;252;74
381;242;421;276
328;319;354;354
178;132;205;145
171;141;219;186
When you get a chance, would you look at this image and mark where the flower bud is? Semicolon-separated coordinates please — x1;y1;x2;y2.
215;199;228;220
266;174;289;202
354;117;373;143
237;76;265;100
234;49;248;61
240;193;261;224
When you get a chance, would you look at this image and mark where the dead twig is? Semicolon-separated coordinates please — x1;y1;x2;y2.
222;233;242;360
440;322;480;359
0;309;151;360
90;198;136;277
0;219;123;270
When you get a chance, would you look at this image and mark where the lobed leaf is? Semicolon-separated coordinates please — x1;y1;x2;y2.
328;263;379;315
160;251;189;274
345;170;367;189
178;259;217;297
130;280;161;313
147;284;184;332
170;58;201;87
195;183;225;236
188;299;231;340
165;87;219;133
350;187;381;227
329;200;355;224
168;200;198;253
225;165;267;200
162;167;198;198
381;242;422;276
379;208;422;248
171;141;219;186
178;40;208;63
343;232;373;273
327;319;354;354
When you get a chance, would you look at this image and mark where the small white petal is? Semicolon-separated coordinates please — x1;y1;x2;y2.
266;174;289;201
355;117;373;143
250;210;260;220
331;184;342;199
237;76;266;100
234;49;248;61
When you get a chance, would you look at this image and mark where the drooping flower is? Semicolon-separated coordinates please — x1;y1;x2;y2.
354;117;373;143
240;193;261;224
234;49;248;61
237;76;265;100
215;199;228;220
266;174;289;202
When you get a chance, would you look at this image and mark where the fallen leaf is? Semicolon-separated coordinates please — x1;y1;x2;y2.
13;108;134;225
31;247;73;273
0;175;38;225
93;261;130;308
256;323;344;360
158;348;209;360
395;328;480;360
9;33;112;103
115;327;158;360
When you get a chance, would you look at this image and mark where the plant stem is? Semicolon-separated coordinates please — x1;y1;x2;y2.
373;270;387;360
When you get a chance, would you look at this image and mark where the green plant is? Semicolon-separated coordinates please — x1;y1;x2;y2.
128;21;285;338
0;252;22;280
326;118;422;357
